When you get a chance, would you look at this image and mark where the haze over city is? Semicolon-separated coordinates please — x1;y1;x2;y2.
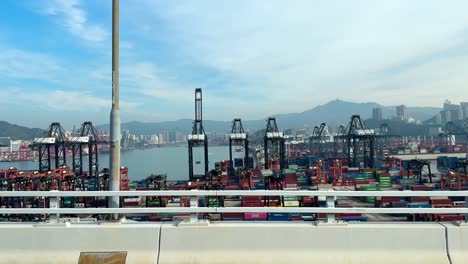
1;0;468;128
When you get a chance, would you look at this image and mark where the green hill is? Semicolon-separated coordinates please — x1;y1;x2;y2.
0;121;44;140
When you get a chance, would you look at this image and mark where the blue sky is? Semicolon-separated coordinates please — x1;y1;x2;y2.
1;0;468;129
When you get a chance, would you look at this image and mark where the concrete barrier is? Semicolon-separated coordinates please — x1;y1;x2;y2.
0;222;161;264
444;222;468;264
159;222;449;264
0;221;451;264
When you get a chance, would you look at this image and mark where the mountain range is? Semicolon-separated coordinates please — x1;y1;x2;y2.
0;121;44;140
97;100;441;134
0;100;442;138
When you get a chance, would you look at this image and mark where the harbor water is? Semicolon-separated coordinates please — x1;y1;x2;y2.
1;145;442;181
0;145;244;181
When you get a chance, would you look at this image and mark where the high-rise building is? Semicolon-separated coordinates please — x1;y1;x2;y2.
372;107;382;120
461;102;468;120
176;132;186;143
443;100;462;121
396;105;406;121
443;110;452;123
149;134;159;145
168;131;177;143
158;133;165;144
435;113;442;124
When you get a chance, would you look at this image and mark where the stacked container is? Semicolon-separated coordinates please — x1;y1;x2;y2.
378;175;392;191
250;170;264;190
296;171;309;187
361;185;377;203
222;196;243;221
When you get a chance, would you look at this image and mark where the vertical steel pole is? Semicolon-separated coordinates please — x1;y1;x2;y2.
109;0;121;217
326;192;335;223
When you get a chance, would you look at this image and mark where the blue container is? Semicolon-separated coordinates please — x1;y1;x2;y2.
234;158;244;167
408;202;430;208
255;183;265;189
268;213;290;221
290;213;302;218
342;216;368;222
449;157;458;169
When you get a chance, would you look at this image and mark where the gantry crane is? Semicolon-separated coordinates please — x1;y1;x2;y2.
30;122;68;172
345;115;376;168
264;117;286;171
334;125;347;158
375;123;400;157
405;159;433;184
228;118;250;175
188;88;209;181
309;123;326;157
439;120;468;149
70;121;108;189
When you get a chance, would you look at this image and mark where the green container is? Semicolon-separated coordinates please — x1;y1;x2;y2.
379;182;392;186
361;186;377;191
283;169;297;174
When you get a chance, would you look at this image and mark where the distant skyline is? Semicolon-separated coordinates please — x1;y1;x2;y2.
1;0;468;128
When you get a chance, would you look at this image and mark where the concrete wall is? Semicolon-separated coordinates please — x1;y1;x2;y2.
0;221;463;264
159;222;448;264
444;222;468;264
0;222;161;264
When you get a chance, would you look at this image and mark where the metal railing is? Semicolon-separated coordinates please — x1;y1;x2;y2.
0;190;467;223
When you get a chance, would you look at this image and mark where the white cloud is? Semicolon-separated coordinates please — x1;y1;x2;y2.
131;0;468;112
0;87;140;112
0;48;62;80
121;62;190;101
42;0;107;43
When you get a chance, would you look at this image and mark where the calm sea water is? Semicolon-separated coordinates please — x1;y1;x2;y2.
1;145;244;181
1;146;441;181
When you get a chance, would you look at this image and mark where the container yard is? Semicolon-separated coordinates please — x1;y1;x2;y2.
1;88;466;224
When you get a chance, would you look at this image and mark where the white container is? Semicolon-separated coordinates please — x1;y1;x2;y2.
33;137;55;144
69;136;90;143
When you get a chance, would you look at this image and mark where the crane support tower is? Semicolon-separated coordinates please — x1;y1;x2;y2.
345;115;376;168
229;118;250;175
31;122;68;172
264;117;286;170
334;125;347;158
70;121;108;189
309;123;326;157
439;120;468;149
188;88;209;181
375;123;400;157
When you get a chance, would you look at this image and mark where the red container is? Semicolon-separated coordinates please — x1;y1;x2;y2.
251;170;262;176
430;199;452;205
244;212;267;220
338;213;362;217
411;185;429;191
410;197;430;203
381;197;401;203
221;175;228;185
222;213;244;219
436;214;464;221
242;196;262;201
242;202;263;207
